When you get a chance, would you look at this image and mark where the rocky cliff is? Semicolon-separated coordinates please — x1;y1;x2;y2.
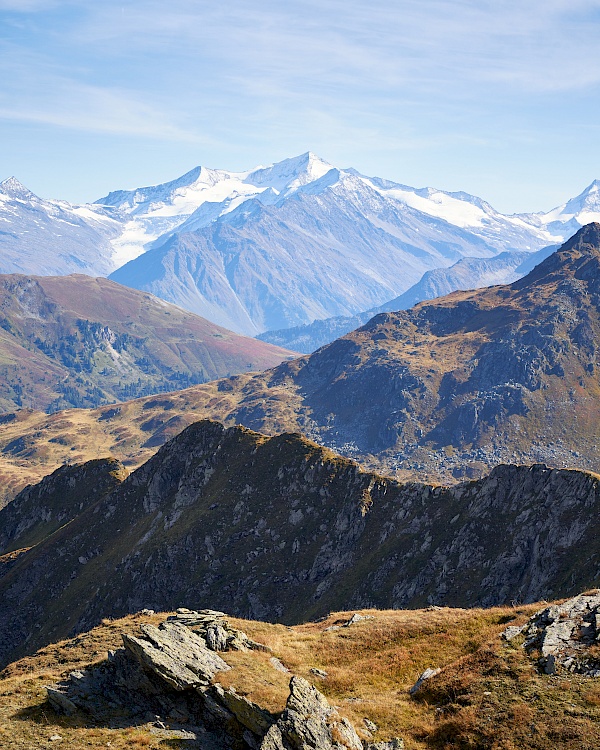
2;419;600;668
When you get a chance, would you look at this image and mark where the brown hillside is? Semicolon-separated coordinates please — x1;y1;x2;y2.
2;419;600;669
0;273;295;413
4;602;600;750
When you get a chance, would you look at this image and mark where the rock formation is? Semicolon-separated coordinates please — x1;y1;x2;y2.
46;610;400;750
505;592;600;676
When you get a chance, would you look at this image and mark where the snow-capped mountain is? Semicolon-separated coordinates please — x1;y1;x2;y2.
0;177;119;276
1;154;598;335
107;153;567;335
524;180;600;239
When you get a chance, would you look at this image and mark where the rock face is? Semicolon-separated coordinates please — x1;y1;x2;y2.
4;420;600;667
0;458;126;552
516;592;600;676
46;614;374;750
260;676;363;750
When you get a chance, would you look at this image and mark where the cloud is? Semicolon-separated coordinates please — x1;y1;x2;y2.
0;49;208;141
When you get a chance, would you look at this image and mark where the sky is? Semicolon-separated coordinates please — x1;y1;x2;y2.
0;0;599;213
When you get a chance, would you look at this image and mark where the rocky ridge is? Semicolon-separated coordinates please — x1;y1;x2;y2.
3;225;600;493
3;419;600;668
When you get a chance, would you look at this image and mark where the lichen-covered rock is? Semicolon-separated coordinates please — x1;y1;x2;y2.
122;622;230;689
519;592;600;675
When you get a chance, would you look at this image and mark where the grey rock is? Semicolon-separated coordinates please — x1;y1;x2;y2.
45;686;77;715
345;613;374;627
270;657;290;673
363;718;378;732
365;741;404;750
212;684;273;736
122;622;230;690
520;592;600;676
261;675;363;750
501;624;525;641
409;667;441;696
206;622;230;652
309;668;328;679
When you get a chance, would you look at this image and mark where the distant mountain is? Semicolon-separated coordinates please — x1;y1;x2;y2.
3;225;600;495
109;154;559;335
0;177;119;276
258;245;557;353
1;157;599;336
523;179;600;240
2;419;600;667
0;273;294;413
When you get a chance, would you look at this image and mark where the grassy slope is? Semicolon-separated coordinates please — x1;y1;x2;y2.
2;603;600;750
4;229;600;504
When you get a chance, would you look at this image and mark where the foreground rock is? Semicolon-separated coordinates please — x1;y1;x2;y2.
47;613;398;750
508;592;600;676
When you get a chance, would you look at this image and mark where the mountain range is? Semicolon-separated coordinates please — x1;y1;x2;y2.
2;155;600;335
2;224;600;500
258;244;557;352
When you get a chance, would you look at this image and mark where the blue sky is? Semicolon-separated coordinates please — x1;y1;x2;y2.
0;0;599;212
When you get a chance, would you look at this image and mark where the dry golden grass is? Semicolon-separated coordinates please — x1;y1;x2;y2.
2;602;600;749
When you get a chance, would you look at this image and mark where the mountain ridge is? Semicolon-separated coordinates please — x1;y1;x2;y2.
0;272;294;414
2;418;600;669
2;225;600;498
2;155;596;333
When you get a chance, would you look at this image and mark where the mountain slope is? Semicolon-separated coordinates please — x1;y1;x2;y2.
2;419;600;669
258;245;557;353
2;225;600;495
0;178;119;276
0;273;294;413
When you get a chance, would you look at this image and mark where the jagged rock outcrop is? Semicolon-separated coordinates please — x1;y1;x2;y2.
509;592;600;676
260;675;363;750
47;614;385;750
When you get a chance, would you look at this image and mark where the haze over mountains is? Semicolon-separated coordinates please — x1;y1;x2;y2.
2;155;600;336
259;244;558;352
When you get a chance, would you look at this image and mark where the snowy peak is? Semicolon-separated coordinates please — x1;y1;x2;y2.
0;177;37;201
536;180;600;230
246;152;335;194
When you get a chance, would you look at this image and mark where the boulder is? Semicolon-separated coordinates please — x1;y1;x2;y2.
260;675;363;750
519;592;600;676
